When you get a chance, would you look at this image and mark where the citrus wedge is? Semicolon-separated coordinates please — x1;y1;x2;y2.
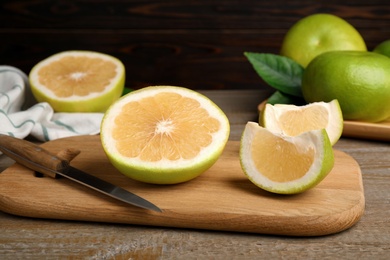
100;86;230;184
240;122;334;194
260;100;343;145
29;50;125;112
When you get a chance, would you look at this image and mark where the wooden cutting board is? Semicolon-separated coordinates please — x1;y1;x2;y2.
0;135;365;236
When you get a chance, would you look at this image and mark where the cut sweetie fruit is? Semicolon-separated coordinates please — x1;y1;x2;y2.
260;100;343;145
240;122;334;194
29;50;125;112
100;86;230;184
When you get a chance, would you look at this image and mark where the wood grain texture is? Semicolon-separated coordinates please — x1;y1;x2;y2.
1;0;389;90
0;135;364;236
0;90;389;259
342;119;390;141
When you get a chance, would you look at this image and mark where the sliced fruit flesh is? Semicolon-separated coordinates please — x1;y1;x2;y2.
37;56;117;97
251;130;315;182
113;92;221;162
278;106;329;136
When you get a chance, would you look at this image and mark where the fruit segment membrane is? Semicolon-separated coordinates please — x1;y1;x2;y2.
113;92;221;162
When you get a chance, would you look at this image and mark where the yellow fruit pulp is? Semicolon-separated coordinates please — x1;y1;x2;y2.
37;56;117;98
29;50;125;112
113;92;220;162
261;100;343;146
277;106;328;136
240;122;334;194
251;129;315;182
101;86;230;184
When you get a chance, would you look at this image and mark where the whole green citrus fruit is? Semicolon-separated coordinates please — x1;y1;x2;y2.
373;39;390;58
302;51;390;123
280;14;367;67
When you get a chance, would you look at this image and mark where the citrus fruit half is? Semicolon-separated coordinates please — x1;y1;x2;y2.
302;50;390;122
100;86;230;184
260;100;343;145
29;50;125;112
280;13;367;67
240;122;334;194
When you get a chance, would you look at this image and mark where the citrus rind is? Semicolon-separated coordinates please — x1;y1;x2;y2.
373;39;390;58
280;13;367;67
302;51;390;122
240;122;334;194
100;86;230;184
29;50;125;112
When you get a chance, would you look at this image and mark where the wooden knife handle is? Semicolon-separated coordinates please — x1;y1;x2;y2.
0;134;68;178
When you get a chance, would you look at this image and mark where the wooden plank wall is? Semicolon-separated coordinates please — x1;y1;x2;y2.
1;0;389;90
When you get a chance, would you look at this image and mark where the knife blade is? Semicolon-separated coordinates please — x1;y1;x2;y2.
0;134;162;212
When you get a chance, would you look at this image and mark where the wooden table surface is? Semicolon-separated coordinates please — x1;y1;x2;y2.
1;90;389;259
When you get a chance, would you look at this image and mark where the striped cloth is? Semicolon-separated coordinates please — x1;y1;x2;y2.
0;66;103;141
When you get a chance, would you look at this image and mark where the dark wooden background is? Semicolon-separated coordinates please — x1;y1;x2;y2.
1;0;389;90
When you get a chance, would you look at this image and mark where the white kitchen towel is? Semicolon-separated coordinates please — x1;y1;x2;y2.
0;66;103;141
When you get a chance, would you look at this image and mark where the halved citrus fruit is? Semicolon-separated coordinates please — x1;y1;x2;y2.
240;122;334;194
100;86;230;184
260;100;343;145
29;50;125;112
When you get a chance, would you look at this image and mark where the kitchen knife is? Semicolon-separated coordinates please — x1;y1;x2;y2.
0;134;162;212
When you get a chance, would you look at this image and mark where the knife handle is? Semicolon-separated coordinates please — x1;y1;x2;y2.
0;134;69;178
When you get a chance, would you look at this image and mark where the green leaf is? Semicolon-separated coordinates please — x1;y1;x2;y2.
244;52;304;97
121;87;133;96
267;91;306;105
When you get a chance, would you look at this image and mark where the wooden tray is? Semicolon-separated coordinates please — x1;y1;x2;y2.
342;119;390;141
258;101;390;141
0;135;365;236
